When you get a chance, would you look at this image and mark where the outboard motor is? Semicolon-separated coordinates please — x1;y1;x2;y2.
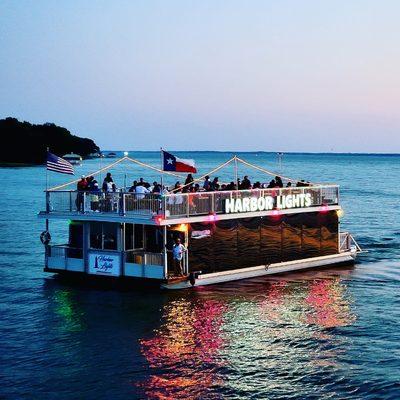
188;271;202;286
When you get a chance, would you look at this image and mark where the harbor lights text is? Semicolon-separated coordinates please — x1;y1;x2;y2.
225;193;313;214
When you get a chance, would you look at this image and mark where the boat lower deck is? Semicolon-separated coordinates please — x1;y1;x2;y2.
45;250;356;290
162;250;356;289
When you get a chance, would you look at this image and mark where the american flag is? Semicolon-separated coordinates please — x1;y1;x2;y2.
46;152;74;175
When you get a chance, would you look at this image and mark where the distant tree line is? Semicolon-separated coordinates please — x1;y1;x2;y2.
0;117;100;164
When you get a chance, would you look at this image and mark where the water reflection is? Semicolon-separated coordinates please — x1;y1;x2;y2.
140;272;356;399
51;287;86;332
305;279;356;328
140;297;228;399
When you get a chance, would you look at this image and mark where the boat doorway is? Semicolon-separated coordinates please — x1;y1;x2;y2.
166;226;188;277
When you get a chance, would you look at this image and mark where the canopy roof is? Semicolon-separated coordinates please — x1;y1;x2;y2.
48;154;318;191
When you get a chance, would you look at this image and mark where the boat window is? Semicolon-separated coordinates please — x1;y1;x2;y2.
134;224;144;249
90;222;102;249
89;222;118;250
125;223;144;250
125;223;134;250
145;226;163;252
69;222;83;248
103;223;117;250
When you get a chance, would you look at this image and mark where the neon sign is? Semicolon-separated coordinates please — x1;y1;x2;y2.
225;193;313;214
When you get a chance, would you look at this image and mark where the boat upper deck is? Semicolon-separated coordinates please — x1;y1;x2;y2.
39;185;340;224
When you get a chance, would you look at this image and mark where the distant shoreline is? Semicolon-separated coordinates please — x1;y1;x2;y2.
0;162;37;167
101;150;400;156
1;152;399;168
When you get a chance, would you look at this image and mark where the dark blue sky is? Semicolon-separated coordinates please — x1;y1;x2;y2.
1;1;399;152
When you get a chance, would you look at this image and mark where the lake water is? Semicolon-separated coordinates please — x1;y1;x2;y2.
1;152;399;399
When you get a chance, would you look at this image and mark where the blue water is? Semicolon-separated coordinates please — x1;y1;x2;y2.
1;152;400;399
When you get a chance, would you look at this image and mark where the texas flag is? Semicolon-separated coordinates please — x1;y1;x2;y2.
162;150;197;173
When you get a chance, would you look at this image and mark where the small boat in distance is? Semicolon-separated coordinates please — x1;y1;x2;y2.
87;152;102;159
104;152;117;158
62;152;82;165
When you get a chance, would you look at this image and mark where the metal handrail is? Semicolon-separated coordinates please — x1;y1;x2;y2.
162;184;339;198
125;250;164;266
47;244;83;259
163;185;339;218
339;232;363;253
45;184;339;196
44;185;339;219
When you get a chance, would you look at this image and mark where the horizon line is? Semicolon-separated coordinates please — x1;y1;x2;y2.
100;150;400;156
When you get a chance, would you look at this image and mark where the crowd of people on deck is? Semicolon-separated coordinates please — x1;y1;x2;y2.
76;173;115;193
76;172;312;197
74;171;312;212
170;174;312;194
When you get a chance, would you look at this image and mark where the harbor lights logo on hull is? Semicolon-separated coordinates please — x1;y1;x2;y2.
225;193;313;214
88;253;121;276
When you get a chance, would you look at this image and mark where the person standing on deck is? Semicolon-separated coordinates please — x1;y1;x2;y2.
135;183;150;200
128;180;138;192
210;177;220;191
203;175;211;191
77;175;87;191
184;174;194;188
241;175;252;190
102;172;113;192
76;175;87;212
172;238;186;276
275;176;283;188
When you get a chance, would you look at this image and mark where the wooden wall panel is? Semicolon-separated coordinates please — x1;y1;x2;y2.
302;213;321;258
212;220;238;272
282;214;302;262
188;211;339;273
260;217;282;264
237;218;261;268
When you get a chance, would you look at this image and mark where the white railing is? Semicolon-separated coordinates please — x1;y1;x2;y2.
47;244;83;259
44;185;339;219
125;250;164;266
163;185;339;218
46;191;161;216
123;193;161;215
339;232;362;253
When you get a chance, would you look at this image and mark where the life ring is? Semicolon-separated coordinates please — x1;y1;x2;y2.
40;231;51;245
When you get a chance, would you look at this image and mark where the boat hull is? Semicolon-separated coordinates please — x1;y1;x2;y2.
161;250;357;289
45;250;356;290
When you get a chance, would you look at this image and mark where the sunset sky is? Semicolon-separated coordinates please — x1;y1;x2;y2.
1;1;400;152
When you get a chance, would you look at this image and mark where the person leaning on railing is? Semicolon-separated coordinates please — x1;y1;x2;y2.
134;183;150;200
128;180;138;192
296;180;311;187
89;182;101;211
184;174;194;189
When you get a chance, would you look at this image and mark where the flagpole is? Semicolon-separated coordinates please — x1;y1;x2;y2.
45;147;49;233
234;155;238;188
100;152;102;184
46;147;49;191
160;147;164;191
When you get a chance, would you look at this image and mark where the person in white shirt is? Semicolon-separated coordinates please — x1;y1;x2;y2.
135;184;150;200
172;238;186;276
106;181;114;192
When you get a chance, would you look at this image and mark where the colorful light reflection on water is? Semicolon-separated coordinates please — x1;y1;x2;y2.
139;298;227;399
139;273;356;399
